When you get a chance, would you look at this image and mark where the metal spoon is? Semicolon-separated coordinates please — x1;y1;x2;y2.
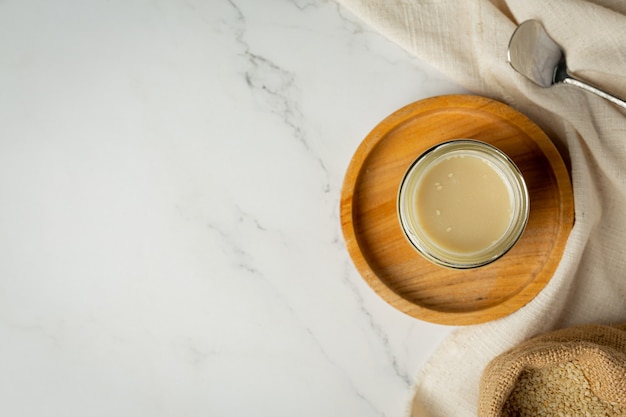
507;19;626;109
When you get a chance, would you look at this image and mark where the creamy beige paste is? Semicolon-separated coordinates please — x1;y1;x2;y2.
416;155;513;254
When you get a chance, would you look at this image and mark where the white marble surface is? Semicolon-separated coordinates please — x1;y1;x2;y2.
0;1;469;416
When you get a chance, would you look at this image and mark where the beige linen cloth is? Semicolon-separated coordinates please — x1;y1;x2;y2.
334;0;626;416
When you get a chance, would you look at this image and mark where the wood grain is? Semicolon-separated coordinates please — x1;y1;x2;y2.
340;95;574;325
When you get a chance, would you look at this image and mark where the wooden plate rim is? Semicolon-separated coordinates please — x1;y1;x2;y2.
340;94;574;325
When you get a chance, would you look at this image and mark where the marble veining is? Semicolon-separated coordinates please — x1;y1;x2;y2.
230;0;333;196
0;0;466;416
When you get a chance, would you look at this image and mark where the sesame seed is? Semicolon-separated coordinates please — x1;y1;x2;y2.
501;361;626;417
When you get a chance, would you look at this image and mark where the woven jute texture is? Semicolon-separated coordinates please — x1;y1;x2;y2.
479;323;626;417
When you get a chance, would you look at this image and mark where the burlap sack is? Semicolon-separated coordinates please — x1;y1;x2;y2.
479;323;626;417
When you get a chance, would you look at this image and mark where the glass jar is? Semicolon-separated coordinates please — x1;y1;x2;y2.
397;139;529;269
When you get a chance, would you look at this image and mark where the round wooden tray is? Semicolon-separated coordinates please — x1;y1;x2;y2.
340;95;574;325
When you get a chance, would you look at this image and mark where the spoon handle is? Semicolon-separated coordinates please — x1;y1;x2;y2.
563;76;626;110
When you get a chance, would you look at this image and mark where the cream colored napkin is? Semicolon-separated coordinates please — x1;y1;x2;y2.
334;1;626;416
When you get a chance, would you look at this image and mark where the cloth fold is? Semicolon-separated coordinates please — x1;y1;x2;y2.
334;1;626;416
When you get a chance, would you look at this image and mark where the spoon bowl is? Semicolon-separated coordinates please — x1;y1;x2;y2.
508;20;626;109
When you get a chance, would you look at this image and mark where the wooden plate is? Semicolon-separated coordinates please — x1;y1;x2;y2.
340;95;574;325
